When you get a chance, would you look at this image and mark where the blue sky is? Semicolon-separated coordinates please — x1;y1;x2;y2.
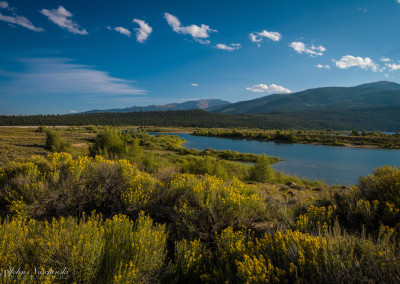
1;0;400;114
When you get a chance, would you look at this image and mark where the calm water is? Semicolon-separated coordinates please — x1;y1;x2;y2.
170;133;400;185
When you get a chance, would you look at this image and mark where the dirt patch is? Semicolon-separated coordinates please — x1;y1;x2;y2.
343;143;380;149
72;143;88;148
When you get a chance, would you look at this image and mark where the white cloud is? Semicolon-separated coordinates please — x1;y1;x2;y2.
386;63;400;71
246;83;291;94
0;2;44;32
380;57;391;62
164;13;217;40
249;33;261;43
41;6;87;35
133;19;152;43
396;0;400;3
69;110;78;113
215;43;241;51
194;38;210;44
316;64;330;69
334;55;378;71
312;45;326;52
249;30;282;45
191;83;199;87
289;42;326;57
0;58;146;97
111;26;131;37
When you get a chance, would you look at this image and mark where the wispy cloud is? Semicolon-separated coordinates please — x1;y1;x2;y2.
215;43;241;51
191;83;199;87
289;42;326;57
41;6;87;35
112;26;131;37
386;63;400;71
194;39;210;45
333;55;378;71
316;64;330;69
164;13;217;41
133;19;152;43
0;1;44;32
0;58;146;98
380;57;391;62
249;29;281;46
246;83;291;94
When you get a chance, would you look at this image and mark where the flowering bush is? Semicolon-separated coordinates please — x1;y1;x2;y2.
121;172;160;211
296;205;336;231
171;174;266;239
335;166;400;232
0;212;167;283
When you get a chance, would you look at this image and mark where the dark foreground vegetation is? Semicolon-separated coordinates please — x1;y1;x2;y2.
193;128;400;149
1;105;400;131
0;127;399;283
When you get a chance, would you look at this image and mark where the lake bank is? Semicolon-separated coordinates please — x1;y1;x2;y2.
192;128;400;149
170;133;400;185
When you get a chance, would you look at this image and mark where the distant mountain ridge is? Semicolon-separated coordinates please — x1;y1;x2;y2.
81;81;400;115
82;99;231;114
210;81;400;114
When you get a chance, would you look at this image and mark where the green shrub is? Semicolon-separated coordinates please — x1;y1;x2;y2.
359;166;400;208
335;166;400;233
249;155;275;182
139;152;172;173
45;130;71;152
85;125;97;132
170;155;251;180
89;128;142;159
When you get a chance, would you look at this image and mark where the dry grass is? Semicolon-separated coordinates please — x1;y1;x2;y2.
0;127;97;166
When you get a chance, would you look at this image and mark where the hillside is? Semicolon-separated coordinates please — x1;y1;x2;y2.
210;81;400;114
83;99;230;113
206;94;285;113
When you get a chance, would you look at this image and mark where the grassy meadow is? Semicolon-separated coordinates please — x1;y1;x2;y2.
0;126;399;283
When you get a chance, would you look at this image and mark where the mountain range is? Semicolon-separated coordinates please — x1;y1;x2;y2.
209;81;400;114
81;81;400;115
82;99;230;113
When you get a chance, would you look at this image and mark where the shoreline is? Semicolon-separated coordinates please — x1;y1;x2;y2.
0;126;397;150
189;133;398;150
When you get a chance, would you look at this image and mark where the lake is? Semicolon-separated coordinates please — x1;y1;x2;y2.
170;133;400;185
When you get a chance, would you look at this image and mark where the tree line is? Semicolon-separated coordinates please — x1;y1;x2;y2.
1;106;399;131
